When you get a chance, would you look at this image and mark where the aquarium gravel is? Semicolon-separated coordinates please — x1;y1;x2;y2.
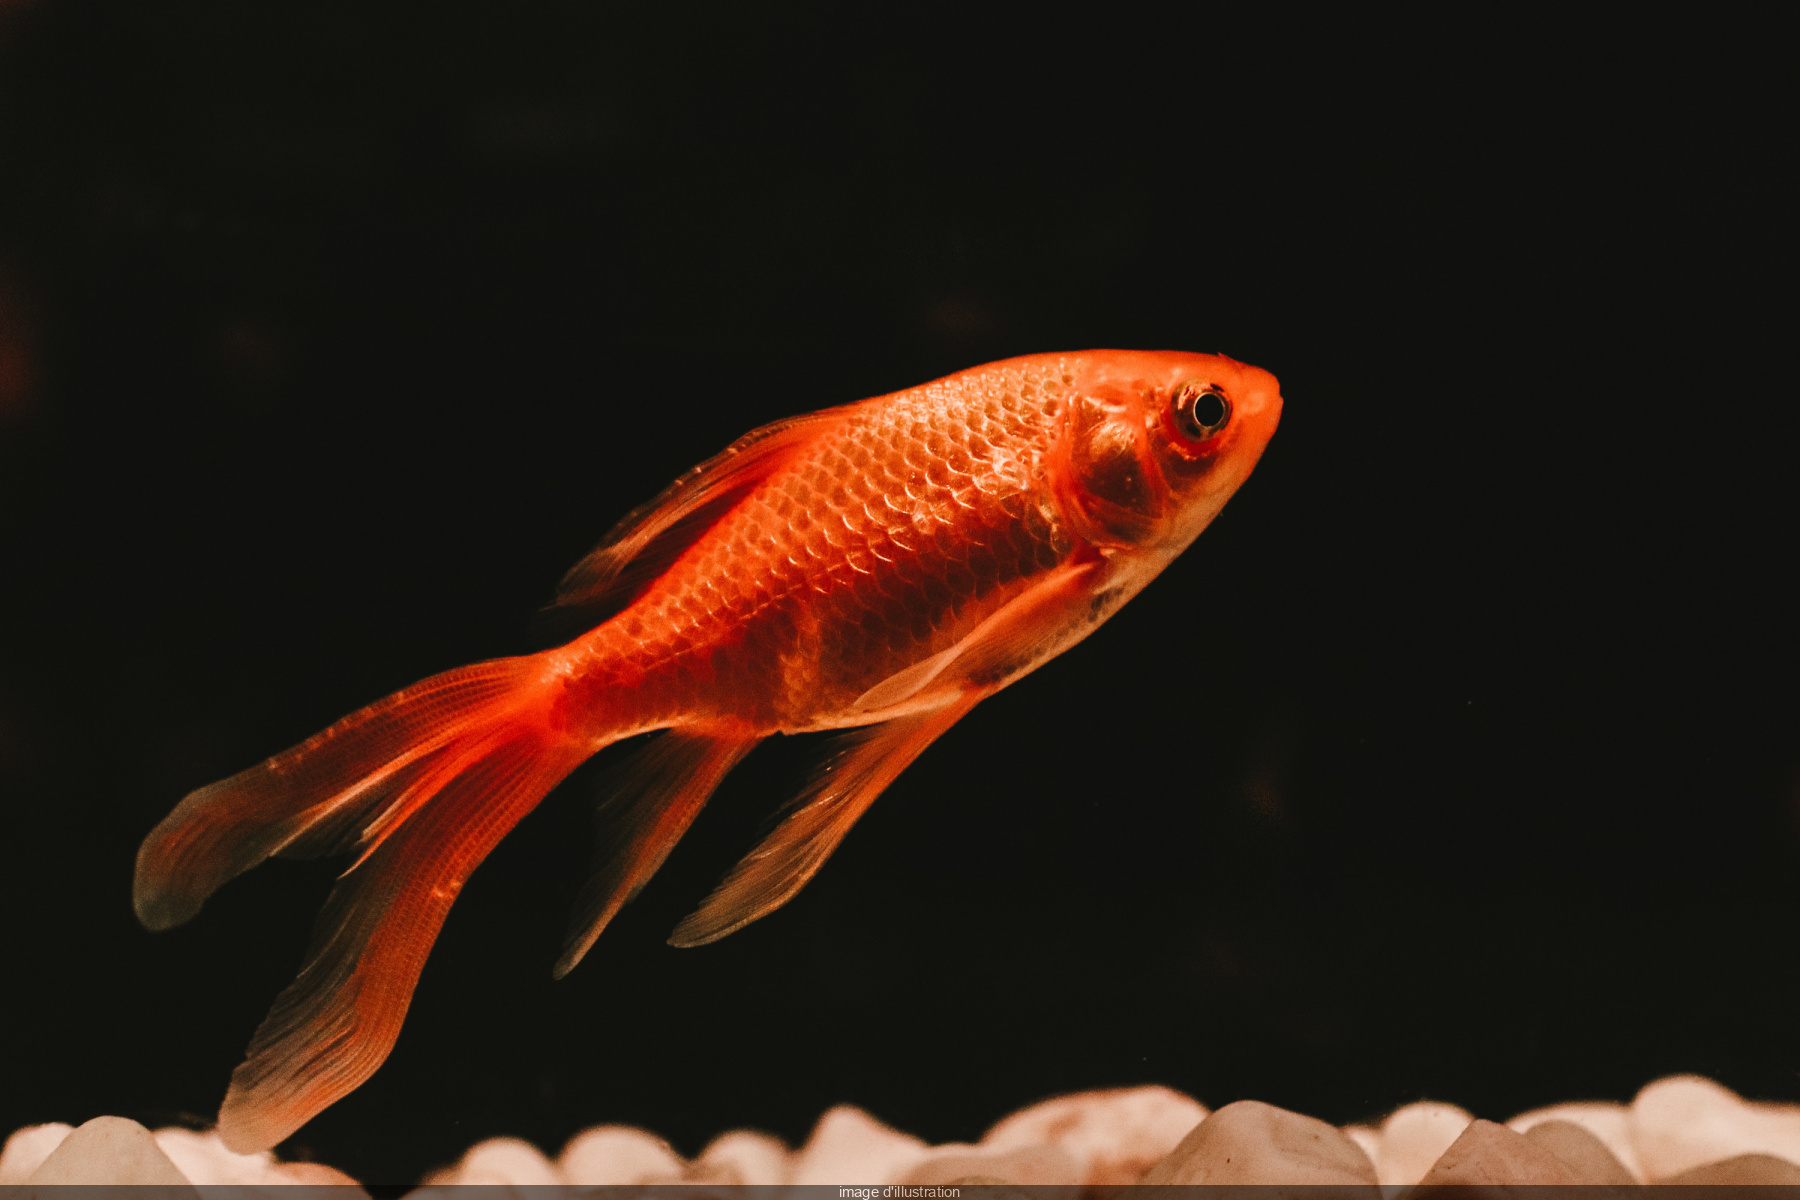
5;1074;1800;1188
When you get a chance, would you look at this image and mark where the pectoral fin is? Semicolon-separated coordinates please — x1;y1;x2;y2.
853;557;1104;712
668;691;984;947
850;643;963;712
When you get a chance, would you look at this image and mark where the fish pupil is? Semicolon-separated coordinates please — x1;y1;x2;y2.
1191;391;1226;428
1173;383;1229;440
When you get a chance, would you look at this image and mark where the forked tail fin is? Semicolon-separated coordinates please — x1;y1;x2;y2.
133;654;595;1152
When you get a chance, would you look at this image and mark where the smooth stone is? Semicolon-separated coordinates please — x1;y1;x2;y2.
1340;1125;1382;1172
1372;1101;1474;1185
980;1085;1207;1185
1141;1099;1378;1188
559;1125;684;1184
25;1117;193;1188
426;1135;562;1185
687;1130;791;1185
1522;1119;1635;1185
1660;1153;1800;1184
1506;1101;1642;1181
268;1160;363;1185
1412;1118;1577;1188
0;1125;74;1184
152;1127;297;1185
787;1105;929;1185
901;1143;1081;1186
1631;1073;1800;1180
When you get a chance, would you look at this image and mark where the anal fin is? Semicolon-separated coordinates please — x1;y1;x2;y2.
668;692;983;948
555;727;760;978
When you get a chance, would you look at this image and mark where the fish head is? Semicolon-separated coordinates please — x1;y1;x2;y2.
1056;349;1283;553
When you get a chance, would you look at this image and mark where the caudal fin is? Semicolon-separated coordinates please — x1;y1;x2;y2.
133;654;593;1152
134;658;548;930
218;723;587;1151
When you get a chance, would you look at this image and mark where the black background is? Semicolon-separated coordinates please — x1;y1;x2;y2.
0;2;1794;1187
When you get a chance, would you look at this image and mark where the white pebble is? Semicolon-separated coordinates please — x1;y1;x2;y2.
559;1124;684;1184
1507;1100;1642;1180
0;1123;74;1184
787;1105;929;1185
1370;1101;1474;1184
427;1135;561;1185
1629;1074;1800;1180
687;1129;790;1184
980;1085;1207;1184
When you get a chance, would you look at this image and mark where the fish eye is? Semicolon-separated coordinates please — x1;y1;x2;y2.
1171;382;1230;443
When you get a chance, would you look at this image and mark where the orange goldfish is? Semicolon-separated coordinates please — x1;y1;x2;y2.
134;349;1282;1150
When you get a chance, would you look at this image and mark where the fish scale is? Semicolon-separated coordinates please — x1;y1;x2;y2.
579;360;1080;729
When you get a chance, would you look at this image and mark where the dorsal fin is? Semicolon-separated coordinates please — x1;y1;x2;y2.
549;405;857;626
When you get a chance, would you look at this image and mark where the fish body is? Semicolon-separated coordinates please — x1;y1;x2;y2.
134;349;1282;1150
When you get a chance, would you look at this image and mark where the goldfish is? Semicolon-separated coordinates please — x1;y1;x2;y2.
133;349;1282;1151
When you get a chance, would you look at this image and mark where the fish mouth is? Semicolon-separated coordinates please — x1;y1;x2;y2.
1242;379;1284;436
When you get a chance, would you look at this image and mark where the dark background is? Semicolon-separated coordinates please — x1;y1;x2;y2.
0;1;1793;1186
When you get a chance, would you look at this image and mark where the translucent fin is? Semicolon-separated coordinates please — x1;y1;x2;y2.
553;727;761;979
133;658;540;932
853;558;1104;712
273;744;454;862
552;404;857;617
215;727;589;1153
851;643;963;713
668;692;984;948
